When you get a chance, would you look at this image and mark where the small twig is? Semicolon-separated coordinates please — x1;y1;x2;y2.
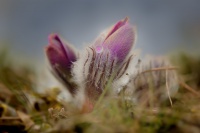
0;117;21;120
165;69;173;107
141;66;178;74
30;112;47;119
179;80;200;97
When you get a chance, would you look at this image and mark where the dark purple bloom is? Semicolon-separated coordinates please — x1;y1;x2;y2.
45;34;77;95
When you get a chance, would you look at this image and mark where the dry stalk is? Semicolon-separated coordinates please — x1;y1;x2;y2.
179;80;200;97
165;69;173;107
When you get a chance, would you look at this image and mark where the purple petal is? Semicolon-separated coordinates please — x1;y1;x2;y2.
103;22;136;63
45;44;69;69
105;17;129;40
46;34;77;70
93;17;136;63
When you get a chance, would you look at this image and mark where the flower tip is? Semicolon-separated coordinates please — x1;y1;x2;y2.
118;17;129;26
48;33;60;44
105;17;131;40
123;16;129;23
48;33;56;41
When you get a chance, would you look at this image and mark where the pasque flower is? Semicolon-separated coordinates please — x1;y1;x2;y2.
45;34;78;95
73;17;136;110
45;17;136;112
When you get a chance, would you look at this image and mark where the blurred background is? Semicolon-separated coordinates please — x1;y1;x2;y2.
0;0;200;65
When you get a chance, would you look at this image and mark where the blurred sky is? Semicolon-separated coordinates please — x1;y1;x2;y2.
0;0;200;62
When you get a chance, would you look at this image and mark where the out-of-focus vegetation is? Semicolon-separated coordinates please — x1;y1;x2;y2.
0;49;200;133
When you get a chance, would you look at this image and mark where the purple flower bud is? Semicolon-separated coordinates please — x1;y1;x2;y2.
73;17;136;108
45;34;77;95
46;34;76;69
